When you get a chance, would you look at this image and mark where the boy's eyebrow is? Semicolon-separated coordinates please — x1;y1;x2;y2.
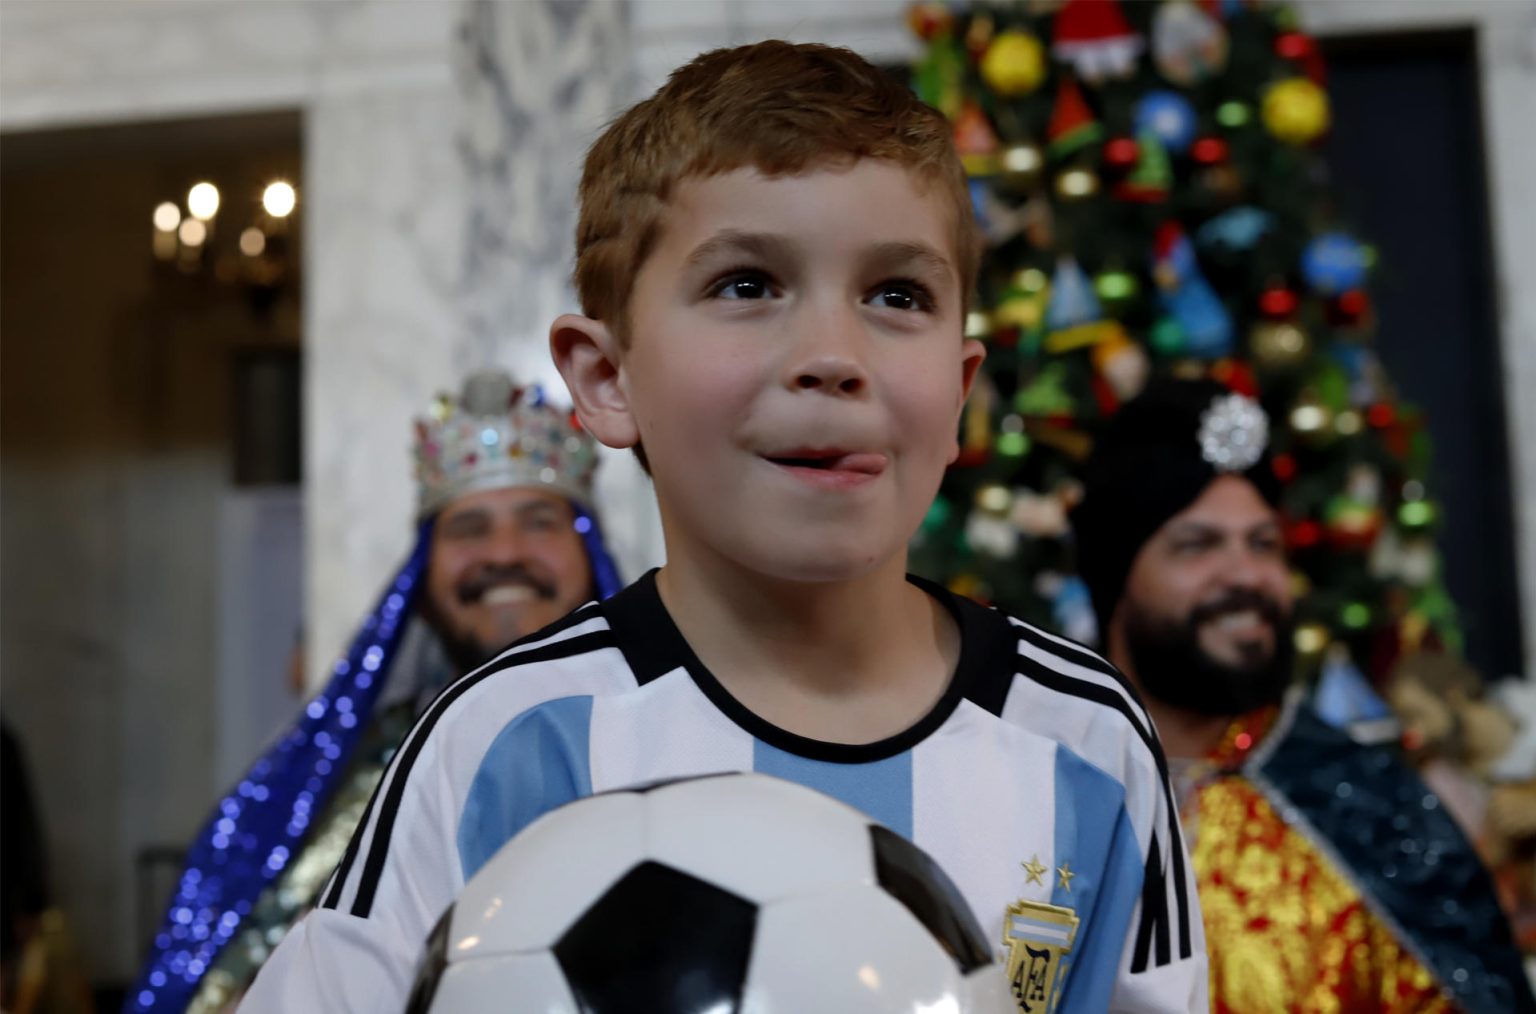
865;240;954;279
683;230;795;269
683;233;954;279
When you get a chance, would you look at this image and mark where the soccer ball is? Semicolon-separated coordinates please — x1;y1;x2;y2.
405;772;1011;1012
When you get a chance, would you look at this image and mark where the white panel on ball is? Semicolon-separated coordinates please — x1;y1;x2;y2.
451;791;648;956
644;773;875;905
741;887;970;1014
427;951;577;1013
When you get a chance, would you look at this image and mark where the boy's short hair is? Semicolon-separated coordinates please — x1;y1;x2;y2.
574;40;981;340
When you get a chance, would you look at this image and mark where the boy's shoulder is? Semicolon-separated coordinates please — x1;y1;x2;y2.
934;581;1167;780
411;600;638;754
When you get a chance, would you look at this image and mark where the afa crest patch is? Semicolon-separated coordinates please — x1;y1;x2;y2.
1003;898;1079;1013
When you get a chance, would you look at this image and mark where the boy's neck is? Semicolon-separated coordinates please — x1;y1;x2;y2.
654;550;959;746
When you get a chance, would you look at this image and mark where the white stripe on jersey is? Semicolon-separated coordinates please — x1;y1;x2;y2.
320;606;630;918
588;668;755;791
998;617;1201;978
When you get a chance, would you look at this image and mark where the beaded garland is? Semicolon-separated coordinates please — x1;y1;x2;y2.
127;520;434;1013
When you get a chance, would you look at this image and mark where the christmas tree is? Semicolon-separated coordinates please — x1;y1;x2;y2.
905;0;1460;688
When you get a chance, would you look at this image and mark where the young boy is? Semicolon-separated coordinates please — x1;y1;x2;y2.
244;42;1206;1013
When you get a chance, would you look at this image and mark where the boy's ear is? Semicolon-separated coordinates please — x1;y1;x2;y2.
549;314;640;450
946;338;988;465
958;337;986;404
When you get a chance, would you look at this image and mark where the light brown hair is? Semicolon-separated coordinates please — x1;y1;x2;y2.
574;40;980;340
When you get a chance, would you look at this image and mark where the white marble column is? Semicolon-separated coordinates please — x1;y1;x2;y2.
307;0;661;681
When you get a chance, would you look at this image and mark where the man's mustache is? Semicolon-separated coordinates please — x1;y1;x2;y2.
456;565;557;605
1188;587;1286;630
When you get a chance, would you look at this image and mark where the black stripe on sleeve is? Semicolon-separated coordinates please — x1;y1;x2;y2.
1009;619;1156;728
1130;834;1172;973
347;630;619;918
1013;657;1193;965
320;784;380;910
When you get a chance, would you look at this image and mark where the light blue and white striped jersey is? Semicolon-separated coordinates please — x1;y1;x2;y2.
244;572;1206;1013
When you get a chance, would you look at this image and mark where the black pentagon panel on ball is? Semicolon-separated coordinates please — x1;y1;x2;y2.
868;825;991;974
403;906;454;1014
553;860;758;1013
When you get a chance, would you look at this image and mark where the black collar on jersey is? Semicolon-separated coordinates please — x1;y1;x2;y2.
599;569;1020;764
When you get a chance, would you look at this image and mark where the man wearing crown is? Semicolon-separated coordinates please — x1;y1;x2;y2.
1069;377;1530;1013
130;370;622;1013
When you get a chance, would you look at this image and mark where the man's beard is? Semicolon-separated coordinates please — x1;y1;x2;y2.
1122;587;1296;717
418;564;569;675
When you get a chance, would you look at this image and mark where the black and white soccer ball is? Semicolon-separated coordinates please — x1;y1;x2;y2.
405;772;1010;1012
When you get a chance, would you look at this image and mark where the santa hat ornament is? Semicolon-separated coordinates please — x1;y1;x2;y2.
1053;0;1145;85
1047;76;1103;159
1114;130;1172;203
954;102;1002;177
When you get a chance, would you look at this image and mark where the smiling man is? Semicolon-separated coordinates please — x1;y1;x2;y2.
1071;377;1531;1013
414;370;608;678
131;369;623;1013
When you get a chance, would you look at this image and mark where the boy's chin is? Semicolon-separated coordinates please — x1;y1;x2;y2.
733;531;905;586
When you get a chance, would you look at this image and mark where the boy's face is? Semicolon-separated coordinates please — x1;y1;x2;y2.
611;160;983;584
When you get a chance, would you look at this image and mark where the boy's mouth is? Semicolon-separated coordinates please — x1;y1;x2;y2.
762;448;887;485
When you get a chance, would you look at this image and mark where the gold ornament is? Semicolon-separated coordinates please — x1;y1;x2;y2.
997;143;1046;191
981;30;1047;97
976;483;1014;516
1055;167;1100;200
1262;78;1330;144
1294;623;1331;658
1250;321;1310;369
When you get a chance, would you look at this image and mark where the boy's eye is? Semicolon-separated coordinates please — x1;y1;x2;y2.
708;271;776;300
867;280;935;313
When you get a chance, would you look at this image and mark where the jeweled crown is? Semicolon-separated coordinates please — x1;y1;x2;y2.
413;370;598;518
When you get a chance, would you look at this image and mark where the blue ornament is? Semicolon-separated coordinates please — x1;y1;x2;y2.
1046;256;1103;330
1133;90;1198;156
1197;206;1274;252
1301;232;1368;295
1314;648;1397;742
1154;226;1233;357
1051;575;1098;646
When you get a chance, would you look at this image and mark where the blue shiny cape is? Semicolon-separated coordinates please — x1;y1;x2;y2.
1254;701;1534;1014
128;505;623;1012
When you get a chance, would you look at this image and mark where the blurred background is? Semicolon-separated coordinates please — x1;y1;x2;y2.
1;0;1533;1009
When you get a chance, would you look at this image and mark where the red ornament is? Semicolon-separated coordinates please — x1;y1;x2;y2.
1335;288;1370;322
1190;136;1228;165
1287;519;1323;550
1275;32;1311;60
1367;402;1397;429
1272;453;1298;483
1259;286;1299;319
1211;359;1259;397
906;3;954;42
1274;31;1327;84
1102;136;1139;170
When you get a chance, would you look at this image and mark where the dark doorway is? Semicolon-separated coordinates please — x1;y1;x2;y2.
1321;29;1522;681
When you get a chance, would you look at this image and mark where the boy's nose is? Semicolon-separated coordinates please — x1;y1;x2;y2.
792;355;867;395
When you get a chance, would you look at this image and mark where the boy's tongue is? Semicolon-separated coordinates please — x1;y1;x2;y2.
768;450;886;474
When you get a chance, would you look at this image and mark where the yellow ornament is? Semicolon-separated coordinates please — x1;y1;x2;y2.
1262;77;1330;144
981;30;1046;97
